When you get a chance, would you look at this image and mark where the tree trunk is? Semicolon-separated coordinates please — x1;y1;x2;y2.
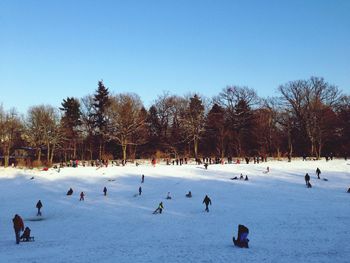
47;143;50;163
4;146;9;167
37;148;42;162
50;145;55;164
122;144;127;161
194;137;198;159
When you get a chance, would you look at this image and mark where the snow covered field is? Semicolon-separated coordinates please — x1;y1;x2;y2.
0;159;349;263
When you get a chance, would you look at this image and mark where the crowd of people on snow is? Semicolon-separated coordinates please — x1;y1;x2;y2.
8;156;350;248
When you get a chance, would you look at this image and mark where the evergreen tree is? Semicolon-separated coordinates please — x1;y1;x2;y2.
182;94;205;158
60;97;81;159
91;81;110;159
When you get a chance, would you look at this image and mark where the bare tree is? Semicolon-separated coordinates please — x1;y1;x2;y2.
106;93;146;161
0;106;22;167
25;105;62;165
278;77;342;158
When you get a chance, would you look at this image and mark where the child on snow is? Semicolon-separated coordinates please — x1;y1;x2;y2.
153;202;164;214
80;192;85;201
203;195;212;212
36;200;43;216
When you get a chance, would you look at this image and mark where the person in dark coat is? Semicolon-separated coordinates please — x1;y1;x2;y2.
13;214;24;244
204;163;208;170
139;186;142;196
316;168;321;179
239;174;244;180
36;200;43;216
245;175;249;181
103;187;107;196
347;187;350;193
185;191;192;198
141;174;145;184
153;202;164;214
305;173;310;186
203;195;212;212
233;224;249;248
20;227;31;241
80;192;85;201
67;188;73;196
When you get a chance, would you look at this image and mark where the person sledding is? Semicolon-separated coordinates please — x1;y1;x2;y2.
203;195;212;212
153;202;164;214
233;224;249;248
67;188;73;196
20;227;34;242
185;191;192;198
36;200;43;216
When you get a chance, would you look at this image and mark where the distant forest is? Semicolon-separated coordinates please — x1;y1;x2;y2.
0;76;349;167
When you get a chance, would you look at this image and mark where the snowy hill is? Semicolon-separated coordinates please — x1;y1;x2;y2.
0;160;349;263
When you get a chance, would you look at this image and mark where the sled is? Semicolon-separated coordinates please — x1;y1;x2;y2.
21;237;35;242
26;217;45;222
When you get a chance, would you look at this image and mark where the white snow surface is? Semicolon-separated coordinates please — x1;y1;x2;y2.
0;160;349;263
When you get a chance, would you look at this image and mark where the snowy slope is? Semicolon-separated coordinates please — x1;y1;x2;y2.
0;160;349;263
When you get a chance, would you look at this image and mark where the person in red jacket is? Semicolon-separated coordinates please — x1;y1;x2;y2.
12;214;24;244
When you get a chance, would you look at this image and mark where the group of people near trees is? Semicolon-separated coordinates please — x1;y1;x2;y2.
10;160;350;247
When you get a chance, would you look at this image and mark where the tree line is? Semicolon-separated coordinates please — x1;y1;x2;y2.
0;76;349;167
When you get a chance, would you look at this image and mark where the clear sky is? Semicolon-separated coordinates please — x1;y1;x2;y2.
0;0;349;114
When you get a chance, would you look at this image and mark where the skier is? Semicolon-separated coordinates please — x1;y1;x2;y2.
66;188;73;196
36;200;43;216
185;191;192;198
316;168;321;179
153;202;164;214
139;186;142;196
103;187;107;196
305;173;310;186
202;195;212;212
20;227;31;241
80;192;85;201
12;214;24;244
141;174;145;184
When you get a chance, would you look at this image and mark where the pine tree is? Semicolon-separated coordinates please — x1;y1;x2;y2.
60;97;81;159
91;81;110;160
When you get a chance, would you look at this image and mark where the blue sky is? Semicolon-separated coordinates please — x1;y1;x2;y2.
0;0;349;113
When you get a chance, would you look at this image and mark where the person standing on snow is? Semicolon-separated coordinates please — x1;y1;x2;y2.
36;200;43;216
316;168;321;179
103;187;107;196
12;214;24;244
153;202;164;214
305;173;310;186
141;174;145;184
80;192;85;201
139;186;142;196
203;195;212;212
